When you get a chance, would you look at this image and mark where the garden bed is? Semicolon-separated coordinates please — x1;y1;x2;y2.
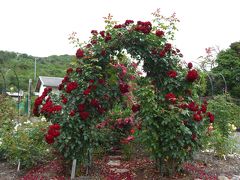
1;150;240;179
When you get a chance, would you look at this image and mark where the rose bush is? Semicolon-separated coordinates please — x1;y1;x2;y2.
34;10;214;175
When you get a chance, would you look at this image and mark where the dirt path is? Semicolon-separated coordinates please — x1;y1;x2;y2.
0;161;19;180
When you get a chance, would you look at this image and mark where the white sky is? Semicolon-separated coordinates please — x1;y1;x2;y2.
0;0;239;62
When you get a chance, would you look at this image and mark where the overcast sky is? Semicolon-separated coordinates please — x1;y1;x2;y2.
0;0;239;62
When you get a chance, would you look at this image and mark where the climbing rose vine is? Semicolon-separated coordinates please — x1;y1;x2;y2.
34;10;214;175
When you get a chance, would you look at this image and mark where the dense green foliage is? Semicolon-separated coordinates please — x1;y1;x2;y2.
212;41;240;98
0;50;73;92
202;94;240;156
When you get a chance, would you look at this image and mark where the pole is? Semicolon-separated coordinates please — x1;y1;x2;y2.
28;79;32;118
34;58;37;81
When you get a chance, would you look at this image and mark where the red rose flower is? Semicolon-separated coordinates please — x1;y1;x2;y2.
66;81;78;93
66;68;73;74
101;49;107;56
61;96;68;104
130;129;135;134
98;79;105;84
100;31;105;37
76;67;82;74
45;134;54;144
207;112;215;123
193;113;202;122
78;104;85;112
80;111;90;121
164;43;172;52
191;133;197;141
188;101;199;112
91;40;97;44
125;20;134;25
188;62;193;69
53;123;61;130
165;93;176;103
91;30;98;35
89;79;94;83
83;88;91;95
76;48;84;59
114;24;123;29
132;104;140;113
156;30;164;37
201;104;207;113
97;106;105;114
119;83;129;94
186;69;199;82
159;50;166;58
90;99;99;107
167;70;177;78
69;110;75;116
105;33;112;42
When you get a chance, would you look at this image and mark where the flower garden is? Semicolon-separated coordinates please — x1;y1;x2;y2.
1;11;240;180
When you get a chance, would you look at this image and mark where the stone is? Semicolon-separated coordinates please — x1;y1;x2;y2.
108;155;122;160
110;168;129;173
218;175;229;180
107;160;120;166
231;175;240;180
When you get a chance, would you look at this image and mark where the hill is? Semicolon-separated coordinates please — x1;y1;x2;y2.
0;50;74;92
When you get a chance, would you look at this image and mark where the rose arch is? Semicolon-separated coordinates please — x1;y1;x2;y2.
33;12;214;175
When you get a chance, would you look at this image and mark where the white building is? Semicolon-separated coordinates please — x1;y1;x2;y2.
35;76;63;96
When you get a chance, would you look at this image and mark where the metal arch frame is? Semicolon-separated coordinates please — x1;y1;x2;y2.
0;69;7;94
192;61;214;96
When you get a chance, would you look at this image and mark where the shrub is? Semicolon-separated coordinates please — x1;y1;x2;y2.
202;94;240;156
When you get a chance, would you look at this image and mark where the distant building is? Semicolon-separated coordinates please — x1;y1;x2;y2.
35;76;63;96
6;90;24;101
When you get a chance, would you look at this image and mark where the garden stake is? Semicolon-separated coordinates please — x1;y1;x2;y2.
71;159;77;179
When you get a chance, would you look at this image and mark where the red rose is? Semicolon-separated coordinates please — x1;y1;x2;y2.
191;133;197;141
76;49;84;59
89;79;94;83
91;30;98;35
201;104;207;113
83;88;91;95
114;24;123;29
125;20;134;25
76;67;82;74
167;70;177;78
193;113;202;122
105;33;112;42
78;104;85;112
132;104;140;113
80;111;90;121
69;110;75;116
53;123;61;130
61;97;68;104
45;134;54;144
207;112;215;123
130;129;135;134
188;101;199;112
186;69;199;82
159;50;166;58
100;31;105;37
165;93;176;103
90;99;99;107
101;49;107;56
66;68;73;74
97;106;105;114
156;30;164;37
91;40;97;44
98;79;105;84
164;43;172;52
66;81;78;93
119;83;129;94
188;62;193;69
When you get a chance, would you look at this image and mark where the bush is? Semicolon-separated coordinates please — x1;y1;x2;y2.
1;120;52;168
202;94;240;156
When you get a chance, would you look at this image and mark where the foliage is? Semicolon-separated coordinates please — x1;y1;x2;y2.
212;41;240;98
0;95;16;136
0;50;73;92
34;11;214;175
202;94;240;156
1;120;52;168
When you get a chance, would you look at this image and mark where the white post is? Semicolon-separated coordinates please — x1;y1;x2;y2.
28;79;32;118
71;159;77;179
17;159;20;171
